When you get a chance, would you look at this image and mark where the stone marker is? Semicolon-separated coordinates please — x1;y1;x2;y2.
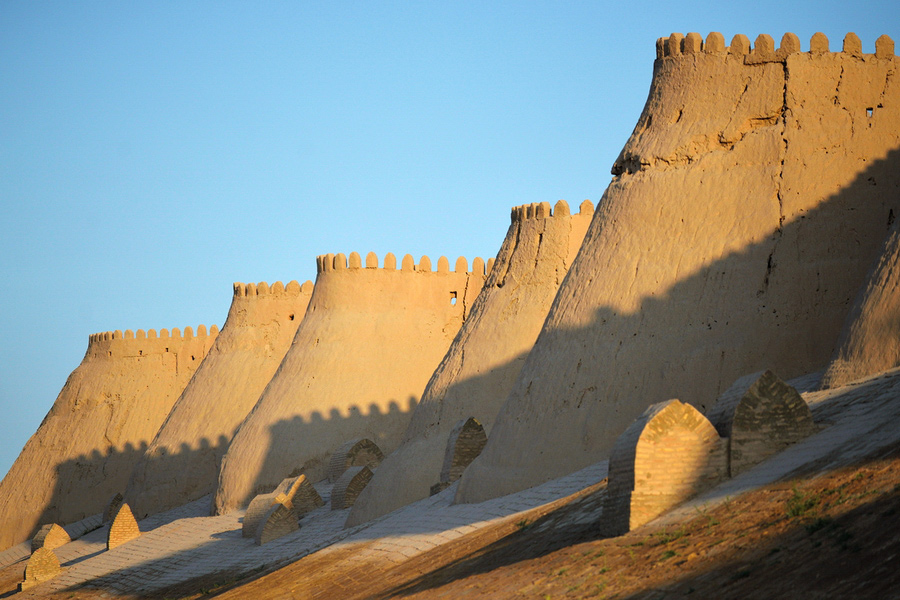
326;438;384;483
102;492;124;524
255;503;299;546
31;523;70;553
242;474;322;538
331;466;373;510
107;502;140;550
707;370;817;476
19;547;61;591
603;400;727;536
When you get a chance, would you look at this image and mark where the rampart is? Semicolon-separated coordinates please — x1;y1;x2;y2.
213;252;487;514
0;322;216;551
347;199;593;526
457;32;900;504
125;281;314;518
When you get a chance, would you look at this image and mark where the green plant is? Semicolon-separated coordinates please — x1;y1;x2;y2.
659;549;677;561
786;487;819;518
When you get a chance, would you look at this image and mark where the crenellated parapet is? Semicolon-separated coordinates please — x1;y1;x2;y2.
656;31;895;63
86;323;218;361
232;280;314;298
316;252;493;276
509;199;595;223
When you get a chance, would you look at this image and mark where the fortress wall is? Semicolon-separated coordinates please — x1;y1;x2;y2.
347;200;592;525
213;253;486;514
0;324;216;551
125;281;314;518
457;33;900;503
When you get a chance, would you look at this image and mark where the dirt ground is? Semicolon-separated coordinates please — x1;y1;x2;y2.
5;441;900;599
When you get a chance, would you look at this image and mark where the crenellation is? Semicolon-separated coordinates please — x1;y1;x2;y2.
810;32;829;53
402;254;415;271
147;329;157;339
136;329;145;339
418;255;432;272
384;252;397;270
536;201;551;218
171;327;181;338
487;257;495;274
334;253;347;271
299;281;313;295
183;326;193;339
349;251;362;269
455;256;468;273
257;281;270;295
473;257;485;275
554;199;570;217
437;256;450;273
271;281;284;294
729;34;750;56
843;32;862;56
683;32;702;54
705;32;725;54
114;330;122;340
665;32;683;57
246;282;257;296
124;329;133;339
778;32;801;58
366;251;378;268
656;37;666;59
578;199;594;216
876;34;895;58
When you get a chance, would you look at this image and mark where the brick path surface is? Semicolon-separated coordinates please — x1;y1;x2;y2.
7;367;900;598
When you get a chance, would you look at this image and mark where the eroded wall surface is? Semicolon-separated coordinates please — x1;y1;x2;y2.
125;281;313;518
347;200;592;525
213;252;485;514
0;326;216;551
458;32;900;503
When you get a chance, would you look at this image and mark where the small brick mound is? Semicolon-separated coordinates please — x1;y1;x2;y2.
107;502;140;550
603;399;727;536
327;438;384;483
331;466;374;510
103;492;124;524
31;523;71;552
255;503;299;546
243;474;323;538
439;417;488;486
707;370;817;476
19;547;61;590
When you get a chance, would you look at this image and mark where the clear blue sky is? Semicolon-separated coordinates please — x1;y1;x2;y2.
2;1;897;479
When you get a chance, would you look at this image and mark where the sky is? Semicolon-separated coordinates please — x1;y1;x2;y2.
1;1;898;480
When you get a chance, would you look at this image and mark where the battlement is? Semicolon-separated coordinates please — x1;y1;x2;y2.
656;32;895;63
509;199;595;223
85;323;218;359
315;252;494;276
232;280;315;298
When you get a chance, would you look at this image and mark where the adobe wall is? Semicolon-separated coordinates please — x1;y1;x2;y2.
125;280;314;518
213;252;486;514
457;32;900;504
0;325;216;551
347;200;592;525
821;219;900;388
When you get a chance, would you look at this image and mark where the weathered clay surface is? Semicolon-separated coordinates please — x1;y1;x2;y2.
19;547;61;590
603;400;726;535
213;253;485;514
458;33;900;503
708;370;817;475
0;325;216;551
30;523;71;553
348;201;591;525
126;281;313;518
821;220;900;388
107;502;140;549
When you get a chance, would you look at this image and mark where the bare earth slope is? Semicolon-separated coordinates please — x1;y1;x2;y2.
347;200;592;526
457;33;900;504
125;281;313;519
213;253;485;513
0;325;215;552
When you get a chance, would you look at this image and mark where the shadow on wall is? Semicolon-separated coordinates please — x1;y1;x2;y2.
459;146;900;502
238;396;420;507
33;436;232;529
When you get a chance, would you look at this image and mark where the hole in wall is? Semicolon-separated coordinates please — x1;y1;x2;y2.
867;107;874;117
191;355;195;361
450;291;458;306
139;350;142;356
165;348;169;353
289;314;295;321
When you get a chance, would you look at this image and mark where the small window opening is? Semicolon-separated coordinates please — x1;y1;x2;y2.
191;355;195;361
450;291;458;306
866;107;874;117
289;313;295;321
139;350;143;356
165;347;169;353
108;351;112;357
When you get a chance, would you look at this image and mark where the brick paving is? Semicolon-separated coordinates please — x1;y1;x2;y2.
8;367;900;598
